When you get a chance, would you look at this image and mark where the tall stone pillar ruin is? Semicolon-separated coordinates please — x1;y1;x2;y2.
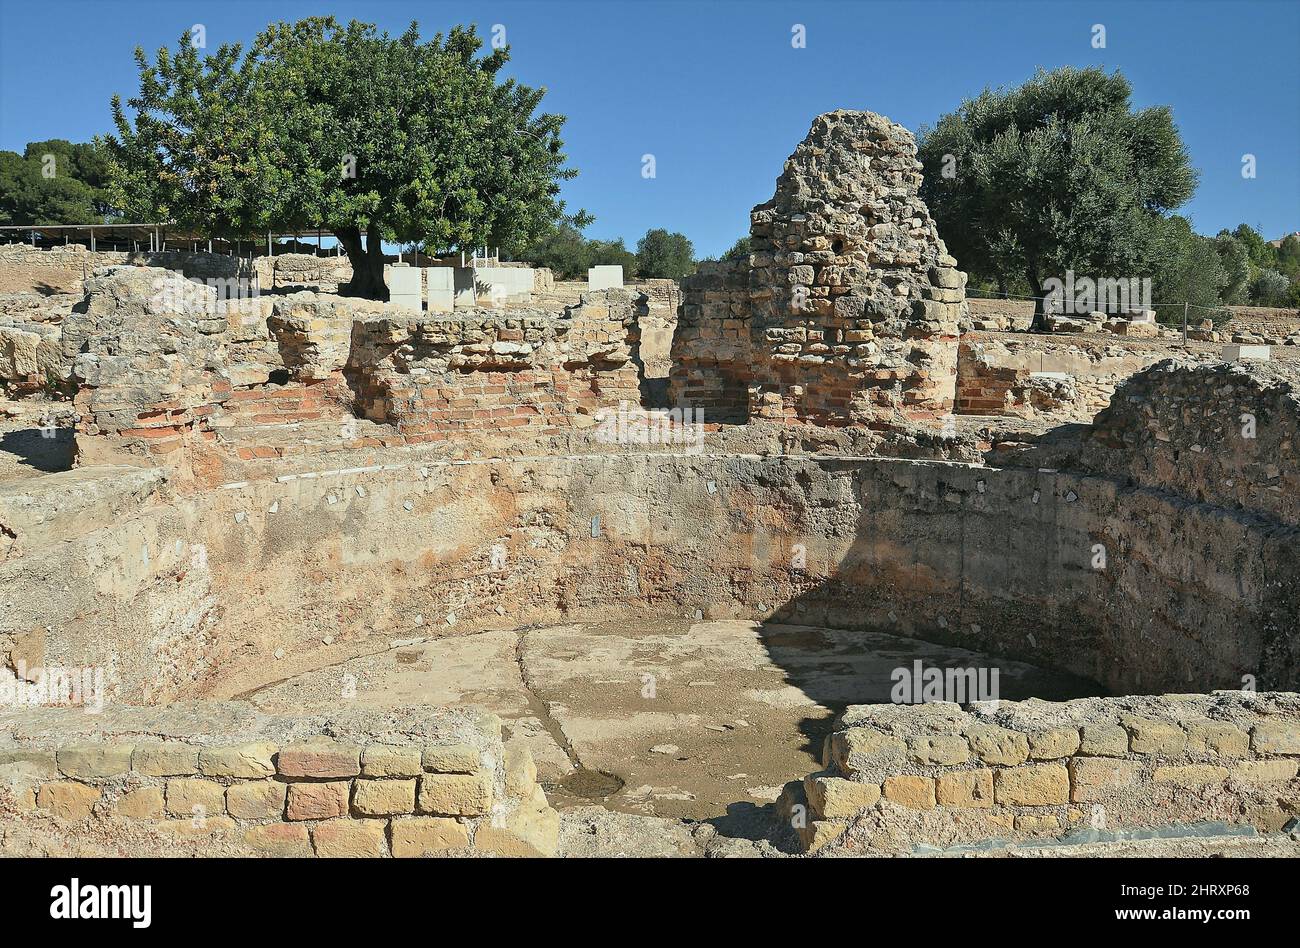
670;109;967;427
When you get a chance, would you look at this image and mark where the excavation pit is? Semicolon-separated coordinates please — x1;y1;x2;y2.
2;107;1298;859
236;617;1102;822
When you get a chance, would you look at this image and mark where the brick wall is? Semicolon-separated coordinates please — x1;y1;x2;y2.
64;268;646;473
345;290;642;443
668;260;754;423
786;692;1300;853
0;703;558;857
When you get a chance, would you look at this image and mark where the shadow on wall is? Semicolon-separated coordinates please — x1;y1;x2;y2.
0;426;75;474
702;619;1107;845
707;454;1299;699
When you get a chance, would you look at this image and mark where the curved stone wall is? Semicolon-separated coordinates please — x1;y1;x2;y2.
4;448;1296;706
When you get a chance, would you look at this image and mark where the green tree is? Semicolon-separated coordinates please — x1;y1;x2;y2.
721;236;752;260
519;221;591;279
1275;234;1300;281
519;222;637;280
1213;232;1251;305
1230;223;1277;270
918;67;1198;329
1150;216;1228;318
105;18;583;299
634;228;694;280
588;237;639;279
0;140;115;226
1251;269;1292;307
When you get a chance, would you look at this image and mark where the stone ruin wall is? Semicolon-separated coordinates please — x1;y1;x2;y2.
957;332;1300;424
788;692;1300;853
0;703;557;857
957;334;1206;421
346;291;643;443
1080;360;1300;527
55;265;646;483
670;110;967;428
5;447;1296;710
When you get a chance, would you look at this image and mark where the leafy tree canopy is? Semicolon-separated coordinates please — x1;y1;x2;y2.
520;221;637;280
104;18;584;298
721;236;752;260
0;140;115;226
918;66;1198;328
1149;215;1228;318
634;228;695;280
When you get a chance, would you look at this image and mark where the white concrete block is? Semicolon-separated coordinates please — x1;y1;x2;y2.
1221;344;1271;362
453;267;477;309
426;267;455;312
388;264;422;312
588;265;624;291
473;266;534;306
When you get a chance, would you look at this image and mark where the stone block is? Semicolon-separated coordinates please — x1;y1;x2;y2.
226;780;287;820
1028;729;1081;760
166;778;226;817
243;823;312;856
388;263;422;312
907;735;970;765
198;743;277;779
1232;760;1299;783
1185;722;1249;758
277;742;361;779
1078;723;1128;757
1152;765;1229;787
588;266;623;291
994;764;1069;806
935;769;994;808
362;745;422;778
36;781;101;819
352;778;416;817
1252;720;1300;755
1122;716;1187;756
475;799;561;858
116;786;165;820
828;727;905;773
426;267;455;313
1069;758;1140;803
1015;813;1061;834
1221;344;1270;362
421;743;480;774
132;743;200;777
391;816;471;856
0;749;57;776
967;725;1029;766
882;775;936;810
804;775;881;818
286;781;351;821
157;816;237;837
798;819;847;853
504;745;538;798
57;744;134;778
417;772;493;816
311;819;388;857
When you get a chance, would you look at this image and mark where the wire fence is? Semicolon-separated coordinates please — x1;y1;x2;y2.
962;286;1245;346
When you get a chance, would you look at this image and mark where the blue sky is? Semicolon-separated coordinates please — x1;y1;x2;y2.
1;0;1296;256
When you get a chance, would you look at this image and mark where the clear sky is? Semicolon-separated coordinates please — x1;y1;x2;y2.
1;0;1296;256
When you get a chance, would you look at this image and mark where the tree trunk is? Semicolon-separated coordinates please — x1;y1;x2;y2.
1026;269;1048;332
337;225;389;301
